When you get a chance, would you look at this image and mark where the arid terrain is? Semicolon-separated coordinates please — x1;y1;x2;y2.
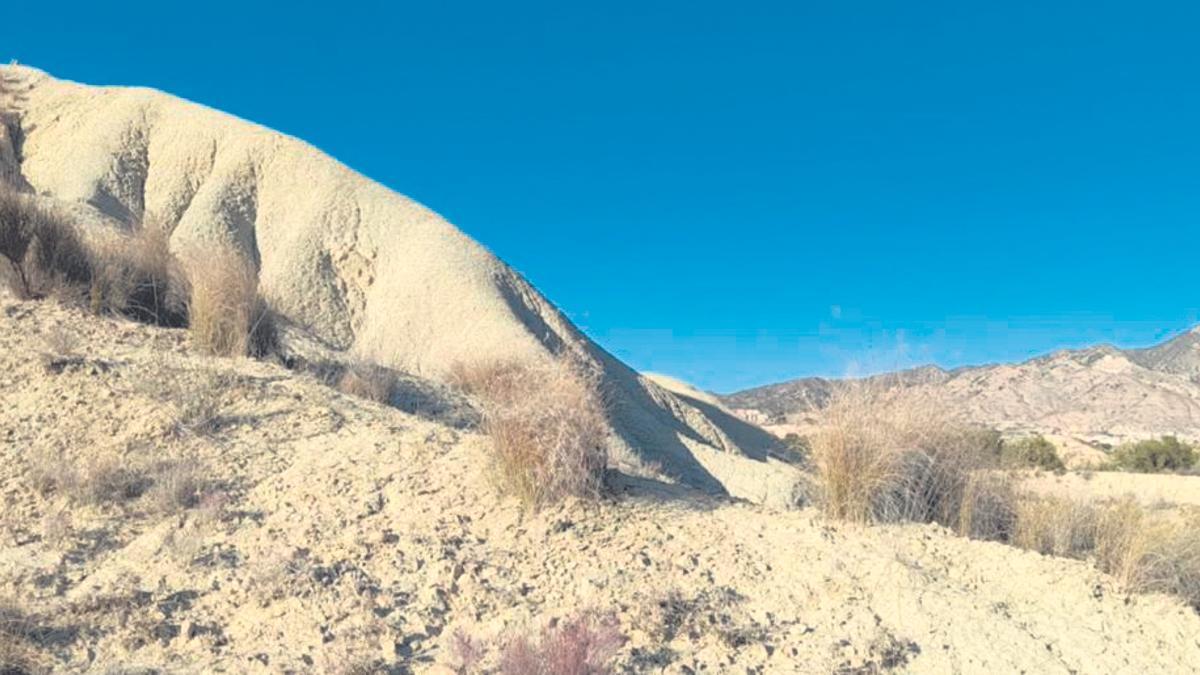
3;299;1198;673
2;66;1199;674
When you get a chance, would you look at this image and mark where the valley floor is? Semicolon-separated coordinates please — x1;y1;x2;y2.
2;300;1199;673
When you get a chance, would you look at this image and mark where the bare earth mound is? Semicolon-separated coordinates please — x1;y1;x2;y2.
2;300;1199;672
0;64;797;506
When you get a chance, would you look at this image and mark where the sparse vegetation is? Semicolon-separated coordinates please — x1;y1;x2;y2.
167;371;229;437
181;243;273;358
1001;435;1065;472
808;388;1200;610
27;446;211;515
450;357;608;507
1107;436;1198;473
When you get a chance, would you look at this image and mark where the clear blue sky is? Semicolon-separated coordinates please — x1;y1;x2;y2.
5;1;1198;392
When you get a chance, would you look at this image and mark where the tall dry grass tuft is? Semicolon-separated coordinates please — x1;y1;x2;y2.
182;243;273;357
1093;499;1200;608
810;385;1010;537
89;220;188;326
1011;496;1099;558
1009;496;1200;610
450;357;609;508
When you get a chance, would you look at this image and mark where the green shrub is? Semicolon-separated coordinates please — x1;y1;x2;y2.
782;433;810;463
1000;435;1065;472
1108;436;1198;473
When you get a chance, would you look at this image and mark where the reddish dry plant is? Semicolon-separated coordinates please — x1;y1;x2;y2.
452;612;625;675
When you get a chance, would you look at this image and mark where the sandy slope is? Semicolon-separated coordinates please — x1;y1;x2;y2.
2;300;1198;673
0;64;797;505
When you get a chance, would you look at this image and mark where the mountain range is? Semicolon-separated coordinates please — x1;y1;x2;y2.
723;327;1200;461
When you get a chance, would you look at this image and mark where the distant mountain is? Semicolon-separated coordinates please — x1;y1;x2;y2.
722;365;950;421
1126;326;1200;379
722;328;1200;449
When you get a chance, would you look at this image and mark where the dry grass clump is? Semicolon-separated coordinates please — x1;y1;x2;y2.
146;458;208;512
1093;500;1200;608
336;362;396;404
0;187;91;299
809;386;1010;536
0;601;48;675
181;243;273;358
1010;496;1200;610
450;357;608;507
165;370;230;437
88;221;188;326
1011;496;1099;557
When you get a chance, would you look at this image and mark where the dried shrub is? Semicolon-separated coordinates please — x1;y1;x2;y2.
76;455;151;505
89;220;188;326
450;357;608;507
27;445;209;515
147;458;208;513
452;612;625;675
954;474;1018;542
170;372;228;437
500;612;624;675
182;243;273;357
809;385;1008;533
336;363;396;404
450;629;486;673
0;187;91;299
128;364;229;437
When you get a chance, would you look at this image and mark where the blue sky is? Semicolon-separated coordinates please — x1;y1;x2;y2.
5;1;1198;392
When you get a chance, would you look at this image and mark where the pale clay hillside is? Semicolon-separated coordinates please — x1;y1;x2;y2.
2;66;1200;673
0;64;799;508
